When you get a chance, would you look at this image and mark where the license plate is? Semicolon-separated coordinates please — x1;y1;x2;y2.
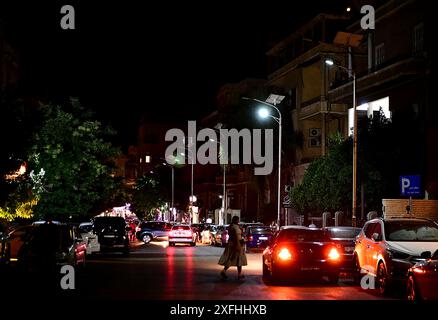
345;246;354;252
104;235;116;238
301;266;320;271
259;237;268;240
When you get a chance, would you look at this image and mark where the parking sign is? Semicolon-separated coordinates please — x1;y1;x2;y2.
400;175;421;197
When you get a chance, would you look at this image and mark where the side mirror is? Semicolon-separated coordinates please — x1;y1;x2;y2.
372;233;382;242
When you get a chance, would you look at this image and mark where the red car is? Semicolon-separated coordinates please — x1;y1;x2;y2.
407;250;438;300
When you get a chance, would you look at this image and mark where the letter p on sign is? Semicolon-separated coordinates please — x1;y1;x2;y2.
401;178;410;194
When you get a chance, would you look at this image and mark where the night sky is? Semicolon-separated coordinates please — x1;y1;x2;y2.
1;0;351;149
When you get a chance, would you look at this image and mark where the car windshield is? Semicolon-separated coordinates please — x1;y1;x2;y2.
249;227;272;235
385;220;438;242
277;229;329;242
329;228;361;239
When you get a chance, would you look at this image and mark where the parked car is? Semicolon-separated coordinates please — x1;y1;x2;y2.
244;225;273;252
407;249;438;300
215;225;229;247
325;226;361;274
93;217;130;255
0;225;35;265
240;222;264;234
16;222;86;272
78;222;100;255
136;221;172;244
168;225;196;246
354;218;438;295
262;226;342;283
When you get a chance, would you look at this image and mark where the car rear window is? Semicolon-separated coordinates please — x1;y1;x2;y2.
94;217;126;229
249;227;272;234
172;225;190;230
277;229;329;242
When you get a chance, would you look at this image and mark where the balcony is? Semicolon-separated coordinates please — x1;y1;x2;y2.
298;98;347;120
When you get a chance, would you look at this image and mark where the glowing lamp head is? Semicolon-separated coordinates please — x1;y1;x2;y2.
258;108;270;119
328;248;341;260
325;59;335;66
346;7;351;12
277;248;293;261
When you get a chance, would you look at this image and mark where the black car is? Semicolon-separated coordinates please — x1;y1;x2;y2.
93;217;129;255
262;226;342;283
135;221;172;244
325;226;361;274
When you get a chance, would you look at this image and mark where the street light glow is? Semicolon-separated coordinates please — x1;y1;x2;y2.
258;108;270;119
325;59;334;66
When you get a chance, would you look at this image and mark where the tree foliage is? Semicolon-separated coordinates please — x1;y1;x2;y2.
291;110;395;216
132;173;169;220
26;98;119;220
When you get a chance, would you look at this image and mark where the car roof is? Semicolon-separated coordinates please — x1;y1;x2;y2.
326;226;361;231
369;217;435;223
281;225;318;230
79;222;92;226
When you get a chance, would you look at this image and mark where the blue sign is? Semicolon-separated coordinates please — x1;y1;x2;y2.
400;175;421;197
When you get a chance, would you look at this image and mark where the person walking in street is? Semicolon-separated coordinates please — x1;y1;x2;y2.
218;216;247;280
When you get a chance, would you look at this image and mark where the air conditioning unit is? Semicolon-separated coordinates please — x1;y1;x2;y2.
309;128;321;137
309;137;321;147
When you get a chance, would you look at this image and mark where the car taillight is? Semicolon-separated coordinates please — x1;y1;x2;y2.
248;235;253;242
277;248;293;261
328;248;340;260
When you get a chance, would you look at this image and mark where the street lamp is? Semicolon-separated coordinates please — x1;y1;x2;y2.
325;58;357;226
243;94;284;229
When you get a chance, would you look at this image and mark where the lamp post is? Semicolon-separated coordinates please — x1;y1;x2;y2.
181;149;195;223
325;58;357;226
243;94;285;229
210;126;227;225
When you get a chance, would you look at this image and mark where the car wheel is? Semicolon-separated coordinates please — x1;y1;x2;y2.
142;234;152;244
376;261;390;296
407;275;420;301
190;242;196;247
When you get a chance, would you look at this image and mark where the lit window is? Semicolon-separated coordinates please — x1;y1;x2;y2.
145;155;151;163
139;158;142;163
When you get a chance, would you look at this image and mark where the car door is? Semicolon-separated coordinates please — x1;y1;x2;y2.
367;222;383;275
363;223;379;274
9;226;33;260
355;224;368;270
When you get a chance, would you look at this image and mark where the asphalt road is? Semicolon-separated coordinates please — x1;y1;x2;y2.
74;241;394;300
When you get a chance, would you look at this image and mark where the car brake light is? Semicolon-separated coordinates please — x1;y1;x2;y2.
328;248;340;260
248;235;253;242
277;248;292;261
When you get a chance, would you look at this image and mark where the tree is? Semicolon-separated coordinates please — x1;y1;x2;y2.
26;98;119;220
132;173;169;220
291;109;399;218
